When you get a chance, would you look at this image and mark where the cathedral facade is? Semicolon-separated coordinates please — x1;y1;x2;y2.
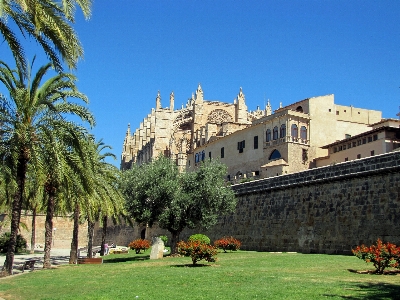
121;85;382;181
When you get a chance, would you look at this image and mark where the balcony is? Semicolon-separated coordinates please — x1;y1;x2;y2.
264;136;309;148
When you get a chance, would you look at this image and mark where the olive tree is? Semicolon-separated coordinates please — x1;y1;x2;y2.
121;156;237;254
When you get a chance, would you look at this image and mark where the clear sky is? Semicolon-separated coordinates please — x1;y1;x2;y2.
1;1;400;166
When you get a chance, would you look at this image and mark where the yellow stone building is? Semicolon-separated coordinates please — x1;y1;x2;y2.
121;85;382;181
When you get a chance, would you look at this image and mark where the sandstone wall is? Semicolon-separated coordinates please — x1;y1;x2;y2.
17;214;88;250
6;152;399;253
181;151;400;254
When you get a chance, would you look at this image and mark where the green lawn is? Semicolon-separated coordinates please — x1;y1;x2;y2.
0;250;399;299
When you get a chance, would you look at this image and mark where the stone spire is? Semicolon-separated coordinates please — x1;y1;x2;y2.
265;99;272;116
126;123;131;136
170;91;174;111
156;91;161;110
195;83;203;102
235;87;248;123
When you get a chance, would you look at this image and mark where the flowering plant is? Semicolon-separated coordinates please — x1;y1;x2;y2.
352;239;400;274
177;240;218;265
214;236;241;252
128;239;151;254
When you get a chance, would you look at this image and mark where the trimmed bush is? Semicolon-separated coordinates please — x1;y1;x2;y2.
188;234;210;245
159;235;168;246
0;232;27;254
177;240;217;265
352;238;400;274
128;239;151;254
214;236;241;252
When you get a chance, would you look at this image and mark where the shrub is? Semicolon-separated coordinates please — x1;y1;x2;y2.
128;239;151;254
188;234;210;245
214;236;241;252
0;232;27;254
352;239;400;274
159;235;168;246
177;240;218;265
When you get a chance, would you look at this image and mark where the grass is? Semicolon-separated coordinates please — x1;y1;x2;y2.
0;250;399;299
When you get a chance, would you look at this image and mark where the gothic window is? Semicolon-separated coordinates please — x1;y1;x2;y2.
291;124;298;138
207;109;233;124
280;124;286;138
273;126;278;140
266;129;271;142
300;126;307;140
269;149;282;160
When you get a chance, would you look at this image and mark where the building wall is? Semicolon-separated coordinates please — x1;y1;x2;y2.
181;151;400;254
187;94;381;180
316;125;400;167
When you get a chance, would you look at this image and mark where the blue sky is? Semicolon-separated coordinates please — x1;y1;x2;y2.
1;1;399;166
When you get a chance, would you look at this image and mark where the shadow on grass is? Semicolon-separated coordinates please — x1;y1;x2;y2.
103;255;150;264
323;282;400;299
171;263;213;268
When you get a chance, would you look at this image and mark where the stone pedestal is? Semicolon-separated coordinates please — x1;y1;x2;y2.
150;237;164;259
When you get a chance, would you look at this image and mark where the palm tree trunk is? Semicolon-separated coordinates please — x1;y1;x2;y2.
2;155;27;276
43;188;56;268
30;207;37;254
100;215;107;256
69;202;80;264
87;220;95;258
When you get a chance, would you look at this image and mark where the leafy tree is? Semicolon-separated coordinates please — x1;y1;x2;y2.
0;0;92;72
121;157;237;254
0;59;94;275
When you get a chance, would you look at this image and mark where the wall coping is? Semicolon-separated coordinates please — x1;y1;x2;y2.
231;151;400;195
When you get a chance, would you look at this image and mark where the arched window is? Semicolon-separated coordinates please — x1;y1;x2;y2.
280;124;286;138
273;126;278;140
266;129;271;142
269;149;282;160
291;124;298;138
300;126;307;140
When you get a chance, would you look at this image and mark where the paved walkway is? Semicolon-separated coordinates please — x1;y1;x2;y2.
0;249;71;275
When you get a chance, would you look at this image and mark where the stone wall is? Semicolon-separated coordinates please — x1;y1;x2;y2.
181;151;400;254
5;152;399;253
16;214;88;250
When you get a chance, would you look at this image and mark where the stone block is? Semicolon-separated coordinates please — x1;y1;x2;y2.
150;237;164;259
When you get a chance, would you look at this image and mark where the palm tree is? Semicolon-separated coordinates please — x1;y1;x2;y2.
23;170;45;254
0;0;92;72
41;126;94;268
0;58;94;275
73;139;125;261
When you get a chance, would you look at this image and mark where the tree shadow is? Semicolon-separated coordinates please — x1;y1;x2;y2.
103;255;150;264
322;282;400;299
171;263;213;268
